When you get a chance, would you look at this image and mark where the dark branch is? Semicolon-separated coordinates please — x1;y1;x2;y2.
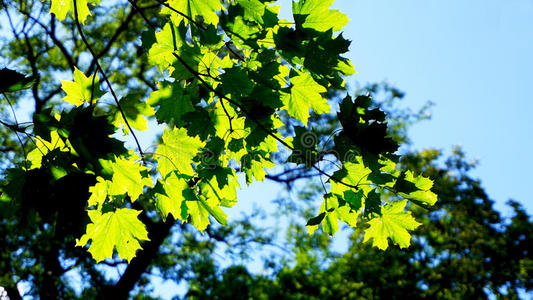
86;6;138;75
101;213;175;299
72;0;146;161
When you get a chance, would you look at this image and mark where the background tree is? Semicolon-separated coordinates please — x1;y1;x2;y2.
0;1;530;300
0;1;164;298
179;86;533;300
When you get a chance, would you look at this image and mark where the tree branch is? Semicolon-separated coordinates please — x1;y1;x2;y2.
128;1;361;191
72;0;146;161
86;6;138;75
101;213;175;299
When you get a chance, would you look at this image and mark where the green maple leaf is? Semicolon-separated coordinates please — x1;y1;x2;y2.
88;176;108;207
162;0;223;26
307;194;358;235
363;199;421;250
220;67;254;97
236;0;266;23
197;168;240;207
50;0;99;24
156;127;205;177
182;107;215;140
156;172;196;221
282;71;330;125
76;208;149;262
240;152;275;185
27;130;69;169
303;31;353;78
186;197;228;232
398;170;438;206
114;93;155;132
292;0;349;32
147;82;195;126
287;126;320;167
108;156;153;202
169;44;202;81
148;22;183;71
364;189;382;218
0;68;35;92
245;156;275;184
60;67;104;106
213;102;250;141
155;173;232;230
235;0;279;25
344;190;364;212
330;158;373;196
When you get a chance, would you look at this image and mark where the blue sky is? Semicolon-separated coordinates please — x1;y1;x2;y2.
327;0;533;215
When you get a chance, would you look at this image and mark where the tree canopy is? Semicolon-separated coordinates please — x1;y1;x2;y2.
181;147;533;300
0;0;530;299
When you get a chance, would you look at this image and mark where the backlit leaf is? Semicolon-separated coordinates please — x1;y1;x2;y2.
60;67;104;106
108;156;153;202
50;0;99;24
156;172;195;221
363;200;421;250
76;208;149;262
162;0;223;26
156;127;205;177
282;71;329;125
292;0;348;32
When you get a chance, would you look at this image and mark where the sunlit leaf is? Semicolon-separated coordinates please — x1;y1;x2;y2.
76;208;149;262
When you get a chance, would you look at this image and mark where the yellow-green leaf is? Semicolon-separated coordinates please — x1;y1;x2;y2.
307;194;358;235
108;156;153;202
60;67;104;106
162;0;223;26
27;130;68;169
282;71;329;125
114;94;155;132
148;22;182;71
50;0;98;24
76;208;149;263
292;0;348;32
156;172;196;221
399;170;438;206
156;127;205;177
186;198;228;232
363;199;421;250
87;176;108;207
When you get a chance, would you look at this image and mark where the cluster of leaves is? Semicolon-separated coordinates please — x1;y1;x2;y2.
1;0;437;263
181;148;533;300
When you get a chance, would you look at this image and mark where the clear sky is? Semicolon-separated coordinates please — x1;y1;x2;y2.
325;0;533;215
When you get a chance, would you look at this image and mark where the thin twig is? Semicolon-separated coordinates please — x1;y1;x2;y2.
16;7;76;71
218;96;234;133
86;6;138;75
72;0;145;162
224;41;245;62
2;93;28;169
89;70;97;106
